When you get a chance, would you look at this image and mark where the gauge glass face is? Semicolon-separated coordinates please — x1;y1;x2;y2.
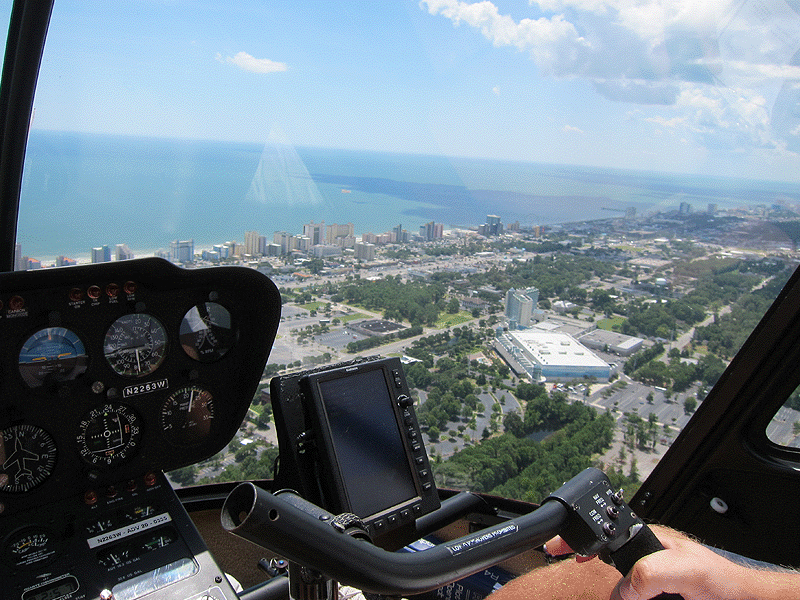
104;313;167;377
18;327;88;388
160;386;214;446
4;526;59;569
179;302;234;362
0;424;57;493
77;404;141;467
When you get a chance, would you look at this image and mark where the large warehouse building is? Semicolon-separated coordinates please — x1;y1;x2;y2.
495;330;611;382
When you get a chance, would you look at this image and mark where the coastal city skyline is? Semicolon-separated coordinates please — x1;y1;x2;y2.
14;214;505;270
15;193;781;272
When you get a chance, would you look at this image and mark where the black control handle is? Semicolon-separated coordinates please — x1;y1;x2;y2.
608;523;664;576
608;524;683;600
222;482;570;595
222;468;682;598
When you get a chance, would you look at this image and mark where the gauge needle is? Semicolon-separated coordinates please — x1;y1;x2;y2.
135;348;141;372
187;389;194;413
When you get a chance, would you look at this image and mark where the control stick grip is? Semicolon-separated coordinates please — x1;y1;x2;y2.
607;524;683;600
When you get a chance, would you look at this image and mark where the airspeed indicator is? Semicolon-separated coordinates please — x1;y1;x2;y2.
104;313;167;378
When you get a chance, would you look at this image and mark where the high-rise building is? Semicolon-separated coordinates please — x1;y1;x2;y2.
56;256;77;267
244;230;261;256
274;232;300;255
355;241;376;261
479;215;503;236
14;243;23;271
336;234;356;249
218;241;239;258
505;287;539;328
312;245;342;258
326;223;354;244
91;245;111;263
115;244;134;261
304;221;325;245
170;239;194;263
420;221;444;241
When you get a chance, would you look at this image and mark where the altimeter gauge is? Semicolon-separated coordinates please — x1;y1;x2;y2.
179;302;235;362
104;313;167;377
77;404;141;467
18;327;88;388
0;424;57;493
160;386;214;446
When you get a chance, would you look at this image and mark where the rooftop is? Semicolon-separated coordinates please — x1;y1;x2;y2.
507;330;608;369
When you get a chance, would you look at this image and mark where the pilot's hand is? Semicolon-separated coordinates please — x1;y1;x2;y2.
546;526;800;600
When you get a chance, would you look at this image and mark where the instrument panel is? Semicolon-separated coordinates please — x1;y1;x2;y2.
0;257;281;600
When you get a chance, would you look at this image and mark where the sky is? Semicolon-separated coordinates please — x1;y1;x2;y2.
10;0;800;180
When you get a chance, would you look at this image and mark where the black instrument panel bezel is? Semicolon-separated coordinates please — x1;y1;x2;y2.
0;257;281;515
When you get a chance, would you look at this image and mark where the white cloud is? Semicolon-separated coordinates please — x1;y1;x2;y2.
563;124;584;133
492;85;500;95
421;0;589;76
422;0;800;154
532;0;728;45
645;115;686;128
218;51;288;74
721;60;800;83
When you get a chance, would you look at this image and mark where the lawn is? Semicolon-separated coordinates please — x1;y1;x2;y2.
597;316;625;331
435;311;473;329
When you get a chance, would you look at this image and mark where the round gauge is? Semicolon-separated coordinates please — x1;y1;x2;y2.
18;327;88;388
4;526;59;569
0;425;57;493
160;386;214;446
103;313;167;378
179;302;235;362
77;404;141;467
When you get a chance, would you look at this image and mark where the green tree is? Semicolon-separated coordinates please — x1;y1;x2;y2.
169;465;197;486
503;412;525;437
447;297;461;314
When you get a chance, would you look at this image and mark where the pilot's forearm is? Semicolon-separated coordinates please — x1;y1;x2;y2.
611;526;799;600
735;568;800;600
490;525;800;600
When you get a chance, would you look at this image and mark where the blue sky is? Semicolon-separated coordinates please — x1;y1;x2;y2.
12;0;800;180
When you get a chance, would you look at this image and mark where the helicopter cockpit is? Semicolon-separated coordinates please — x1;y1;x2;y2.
5;1;800;600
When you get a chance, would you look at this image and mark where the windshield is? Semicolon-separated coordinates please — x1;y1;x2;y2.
14;0;800;499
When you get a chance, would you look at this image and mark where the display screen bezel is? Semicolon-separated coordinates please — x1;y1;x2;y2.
303;362;422;520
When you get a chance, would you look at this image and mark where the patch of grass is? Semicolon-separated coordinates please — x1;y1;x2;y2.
597;316;626;331
435;311;473;328
300;301;326;311
338;312;369;323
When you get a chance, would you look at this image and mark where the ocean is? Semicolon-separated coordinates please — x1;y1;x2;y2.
16;130;800;263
